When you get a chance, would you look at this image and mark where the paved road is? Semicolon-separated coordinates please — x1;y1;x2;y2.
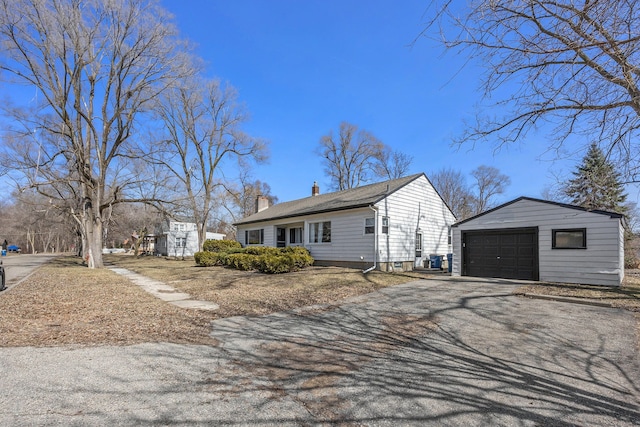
0;253;57;289
0;277;638;426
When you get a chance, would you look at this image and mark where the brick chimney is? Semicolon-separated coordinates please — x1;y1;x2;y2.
312;181;320;196
255;195;269;213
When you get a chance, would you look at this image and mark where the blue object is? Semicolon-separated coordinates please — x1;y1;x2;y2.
447;253;453;273
1;250;5;256
7;245;19;252
429;254;441;269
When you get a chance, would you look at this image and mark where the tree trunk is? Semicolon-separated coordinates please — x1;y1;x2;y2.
83;214;104;269
197;223;206;252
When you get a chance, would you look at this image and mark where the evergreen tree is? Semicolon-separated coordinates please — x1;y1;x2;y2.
564;143;628;215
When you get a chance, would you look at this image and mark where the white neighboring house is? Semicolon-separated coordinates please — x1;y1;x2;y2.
233;173;456;272
206;232;226;241
155;218;199;257
451;197;625;286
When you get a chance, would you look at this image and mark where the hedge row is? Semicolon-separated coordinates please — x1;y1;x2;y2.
202;239;242;252
194;245;314;274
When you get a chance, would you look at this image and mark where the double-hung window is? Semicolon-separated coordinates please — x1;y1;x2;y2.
245;229;264;245
175;237;186;248
381;216;389;234
364;217;375;234
309;221;331;243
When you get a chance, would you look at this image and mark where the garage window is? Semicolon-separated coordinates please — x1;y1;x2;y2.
552;228;586;249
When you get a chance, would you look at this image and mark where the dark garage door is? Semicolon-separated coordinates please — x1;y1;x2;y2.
462;228;539;281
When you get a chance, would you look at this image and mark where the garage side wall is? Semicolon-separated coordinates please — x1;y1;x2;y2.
452;199;623;286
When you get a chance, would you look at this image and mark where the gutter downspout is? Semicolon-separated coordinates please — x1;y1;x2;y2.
363;205;378;274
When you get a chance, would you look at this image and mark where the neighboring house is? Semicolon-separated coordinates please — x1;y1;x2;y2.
206;232;226;241
155;218;199;257
234;173;456;271
451;197;624;286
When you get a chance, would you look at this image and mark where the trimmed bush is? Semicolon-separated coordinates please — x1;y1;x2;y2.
194;251;222;267
244;246;280;256
196;244;314;273
227;253;257;271
202;239;241;253
254;248;314;274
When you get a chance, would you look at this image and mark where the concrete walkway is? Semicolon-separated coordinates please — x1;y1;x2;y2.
108;267;219;311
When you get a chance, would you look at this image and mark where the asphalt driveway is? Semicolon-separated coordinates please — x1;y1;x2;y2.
0;277;638;426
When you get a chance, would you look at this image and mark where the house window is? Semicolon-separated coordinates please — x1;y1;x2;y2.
290;227;303;244
309;221;331;243
552;228;586;249
415;232;422;257
173;224;179;232
382;217;389;234
180;223;186;231
245;229;264;245
364;217;375;234
175;237;186;248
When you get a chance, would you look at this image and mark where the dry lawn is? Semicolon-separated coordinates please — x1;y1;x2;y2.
0;255;426;348
516;273;640;311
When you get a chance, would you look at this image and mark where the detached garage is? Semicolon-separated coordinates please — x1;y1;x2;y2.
451;197;625;286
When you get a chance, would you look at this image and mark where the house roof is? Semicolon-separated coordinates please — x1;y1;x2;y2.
234;173;426;226
452;196;624;227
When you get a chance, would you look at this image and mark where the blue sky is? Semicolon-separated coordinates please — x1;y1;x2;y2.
161;0;598;205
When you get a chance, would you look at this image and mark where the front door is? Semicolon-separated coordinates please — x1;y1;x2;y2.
276;228;286;248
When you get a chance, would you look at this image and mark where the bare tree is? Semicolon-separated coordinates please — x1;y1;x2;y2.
0;0;194;267
374;147;413;180
421;1;640;181
430;165;510;218
430;168;474;220
471;165;511;214
153;77;267;251
318;122;386;191
226;171;279;220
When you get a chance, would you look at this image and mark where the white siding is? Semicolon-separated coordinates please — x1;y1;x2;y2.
452;199;623;286
236;208;378;264
235;175;455;269
375;175;456;267
158;221;199;257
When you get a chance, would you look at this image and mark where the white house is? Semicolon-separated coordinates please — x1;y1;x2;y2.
155;218;200;257
233;173;456;272
451;197;625;286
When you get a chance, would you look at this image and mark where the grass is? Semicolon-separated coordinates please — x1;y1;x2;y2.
105;254;427;317
0;254;427;347
516;274;640;311
3;253;637;348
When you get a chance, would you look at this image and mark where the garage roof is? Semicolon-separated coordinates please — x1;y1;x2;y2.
452;196;624;227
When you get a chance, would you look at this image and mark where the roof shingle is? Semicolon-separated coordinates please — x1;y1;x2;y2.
234;173;424;226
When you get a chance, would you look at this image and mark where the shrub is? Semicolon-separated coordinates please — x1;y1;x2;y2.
226;253;257;271
255;254;290;274
202;239;242;253
197;244;314;273
279;247;314;269
254;248;314;274
194;251;222;267
244;246;280;256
